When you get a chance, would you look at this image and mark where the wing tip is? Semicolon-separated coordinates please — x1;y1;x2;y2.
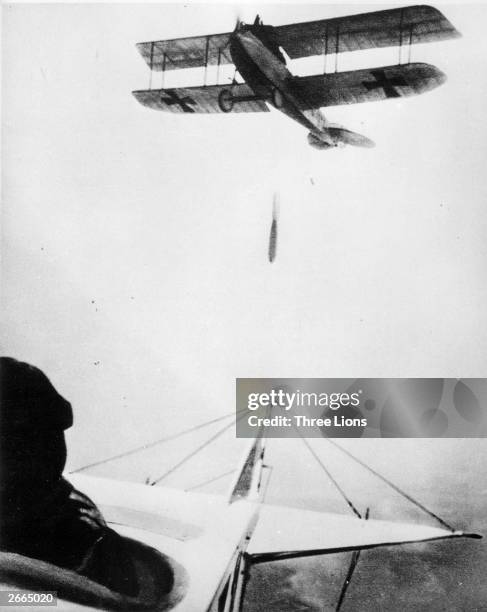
418;4;462;39
458;531;483;540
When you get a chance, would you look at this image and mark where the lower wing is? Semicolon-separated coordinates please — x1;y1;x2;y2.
248;504;480;563
132;83;269;114
291;62;446;109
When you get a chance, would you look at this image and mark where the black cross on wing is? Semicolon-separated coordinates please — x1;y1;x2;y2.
160;90;196;112
362;70;408;98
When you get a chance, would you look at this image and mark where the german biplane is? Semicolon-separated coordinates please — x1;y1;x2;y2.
1;425;481;611
132;5;460;149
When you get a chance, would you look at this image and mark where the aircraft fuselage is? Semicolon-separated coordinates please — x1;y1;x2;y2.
229;27;336;147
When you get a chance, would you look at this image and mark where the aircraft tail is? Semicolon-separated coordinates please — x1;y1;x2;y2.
328;127;375;148
308;127;375;149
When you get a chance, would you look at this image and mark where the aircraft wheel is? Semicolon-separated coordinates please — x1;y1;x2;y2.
272;88;284;109
218;89;234;113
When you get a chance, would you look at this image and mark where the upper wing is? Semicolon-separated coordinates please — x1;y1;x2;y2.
136;32;232;71
248;504;479;563
291;62;446;109
275;5;460;60
132;83;269;114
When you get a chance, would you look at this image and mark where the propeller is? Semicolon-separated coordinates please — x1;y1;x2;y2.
233;11;243;32
232;11;263;31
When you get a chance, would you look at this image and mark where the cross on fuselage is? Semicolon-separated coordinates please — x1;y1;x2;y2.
362;69;408;98
161;89;196;112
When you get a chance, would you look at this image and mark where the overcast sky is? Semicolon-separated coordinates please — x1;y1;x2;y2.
2;3;487;608
3;2;487;460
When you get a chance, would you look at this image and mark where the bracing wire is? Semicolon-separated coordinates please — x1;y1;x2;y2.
293;426;362;519
336;549;361;612
149;411;248;486
335;508;369;611
324;438;455;532
261;465;274;505
70;409;245;474
185;469;236;492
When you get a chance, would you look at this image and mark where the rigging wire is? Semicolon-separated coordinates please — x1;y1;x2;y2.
294;426;362;519
261;464;274;505
335;508;369;611
185;469;236;492
193;435;270;501
149;411;248;486
70;409;244;474
324;438;455;532
336;549;361;612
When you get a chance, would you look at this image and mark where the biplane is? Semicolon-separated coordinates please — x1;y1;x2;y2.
0;426;481;611
132;5;460;149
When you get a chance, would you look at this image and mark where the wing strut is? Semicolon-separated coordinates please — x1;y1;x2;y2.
147;43;168;89
322;27;328;73
335;25;339;72
335;508;369;611
204;36;209;86
398;7;415;65
216;49;222;84
149;42;154;89
161;54;167;88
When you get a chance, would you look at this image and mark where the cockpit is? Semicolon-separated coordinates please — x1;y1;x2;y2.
0;536;187;611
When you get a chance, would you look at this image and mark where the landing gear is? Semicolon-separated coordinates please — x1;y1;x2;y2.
218;89;234;113
218;88;267;112
272;88;283;109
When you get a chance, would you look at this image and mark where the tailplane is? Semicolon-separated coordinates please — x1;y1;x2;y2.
328;127;375;148
308;127;375;149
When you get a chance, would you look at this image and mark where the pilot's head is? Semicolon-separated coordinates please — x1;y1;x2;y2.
0;357;73;514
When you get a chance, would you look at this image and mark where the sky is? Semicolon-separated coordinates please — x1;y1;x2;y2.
2;2;487;610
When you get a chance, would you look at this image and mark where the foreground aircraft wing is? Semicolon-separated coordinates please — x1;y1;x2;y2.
291;62;445;109
248;504;480;563
136;32;232;71
132;83;269;113
275;5;460;60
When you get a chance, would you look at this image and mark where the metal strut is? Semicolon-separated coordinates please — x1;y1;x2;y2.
335;509;369;612
204;36;210;86
335;25;340;73
161;53;167;88
398;8;404;64
408;24;414;63
216;48;222;84
149;42;155;89
397;8;413;65
323;27;328;74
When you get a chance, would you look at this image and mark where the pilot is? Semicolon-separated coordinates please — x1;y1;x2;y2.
0;357;137;596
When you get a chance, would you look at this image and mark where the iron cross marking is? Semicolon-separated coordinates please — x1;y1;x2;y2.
160;90;196;112
362;69;408;98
